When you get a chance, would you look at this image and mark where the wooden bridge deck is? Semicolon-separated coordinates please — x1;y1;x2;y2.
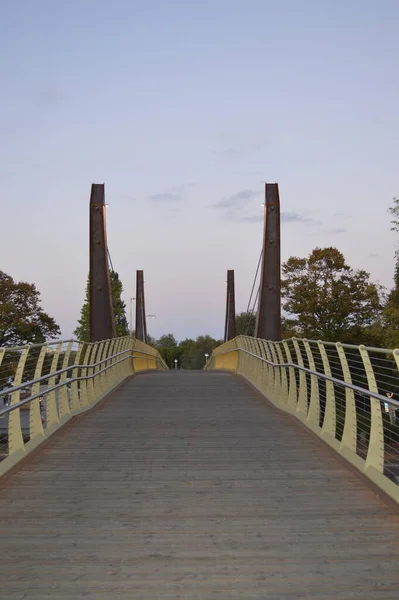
1;371;399;599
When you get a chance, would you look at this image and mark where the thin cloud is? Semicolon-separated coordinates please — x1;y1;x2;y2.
148;183;192;203
214;189;261;209
239;215;263;223
368;252;383;259
168;183;194;194
148;192;182;203
223;209;321;226
333;212;352;218
281;212;321;226
215;147;241;160
328;228;347;234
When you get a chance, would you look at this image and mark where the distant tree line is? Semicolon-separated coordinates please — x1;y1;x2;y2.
1;198;399;371
147;333;223;370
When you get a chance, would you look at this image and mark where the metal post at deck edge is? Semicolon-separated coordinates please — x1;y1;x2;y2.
89;184;116;342
224;269;237;342
255;183;281;341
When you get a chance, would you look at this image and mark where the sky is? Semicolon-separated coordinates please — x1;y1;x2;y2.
1;0;398;342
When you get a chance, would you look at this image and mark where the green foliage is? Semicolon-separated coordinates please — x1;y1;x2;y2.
109;271;129;338
281;247;383;344
74;281;90;342
236;312;256;336
74;271;129;342
389;197;399;233
152;333;222;369
0;271;61;347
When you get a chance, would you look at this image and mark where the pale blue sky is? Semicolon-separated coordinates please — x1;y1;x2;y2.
1;0;398;341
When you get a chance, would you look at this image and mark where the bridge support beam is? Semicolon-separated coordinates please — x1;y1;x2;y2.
89;183;116;342
255;183;281;341
224;269;236;342
135;270;147;343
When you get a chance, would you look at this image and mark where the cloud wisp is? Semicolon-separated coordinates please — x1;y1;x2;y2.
281;212;321;226
213;189;261;209
147;183;194;204
213;189;321;226
148;192;182;203
328;228;347;234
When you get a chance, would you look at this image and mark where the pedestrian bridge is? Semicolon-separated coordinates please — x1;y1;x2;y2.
1;336;399;598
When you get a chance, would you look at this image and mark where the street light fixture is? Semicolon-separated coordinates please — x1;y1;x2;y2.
174;359;178;370
204;353;209;365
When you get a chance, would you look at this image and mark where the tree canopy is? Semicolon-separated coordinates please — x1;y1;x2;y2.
74;271;129;341
236;312;256;336
281;247;382;344
0;271;61;347
151;333;222;369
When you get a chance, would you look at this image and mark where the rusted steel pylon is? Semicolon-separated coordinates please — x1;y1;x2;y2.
135;270;147;343
255;183;281;341
224;269;237;342
89;184;116;342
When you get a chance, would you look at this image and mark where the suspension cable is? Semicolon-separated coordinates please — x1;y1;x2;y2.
107;247;115;273
242;249;262;335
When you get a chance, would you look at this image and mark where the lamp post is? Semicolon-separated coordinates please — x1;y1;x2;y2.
174;359;178;370
204;353;209;365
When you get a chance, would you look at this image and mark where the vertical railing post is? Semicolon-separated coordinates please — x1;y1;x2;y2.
318;341;337;444
91;342;104;402
98;339;111;396
262;342;275;401
336;343;357;456
29;345;47;441
58;341;73;423
292;339;307;420
283;340;297;412
70;342;84;413
104;339;116;393
115;338;125;382
360;345;384;474
9;347;30;455
45;343;62;431
268;342;281;403
86;342;99;405
79;343;92;409
303;340;320;431
275;342;289;405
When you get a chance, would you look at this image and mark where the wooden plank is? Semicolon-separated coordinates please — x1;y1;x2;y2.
0;371;399;598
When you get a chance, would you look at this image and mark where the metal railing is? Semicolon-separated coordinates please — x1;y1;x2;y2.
0;336;167;476
205;335;399;503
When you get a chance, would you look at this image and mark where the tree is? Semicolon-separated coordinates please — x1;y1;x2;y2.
281;247;382;344
146;333;157;347
153;334;223;369
236;312;256;336
109;271;129;337
155;334;180;368
0;271;61;347
178;335;222;369
389;197;399;233
74;271;129;341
